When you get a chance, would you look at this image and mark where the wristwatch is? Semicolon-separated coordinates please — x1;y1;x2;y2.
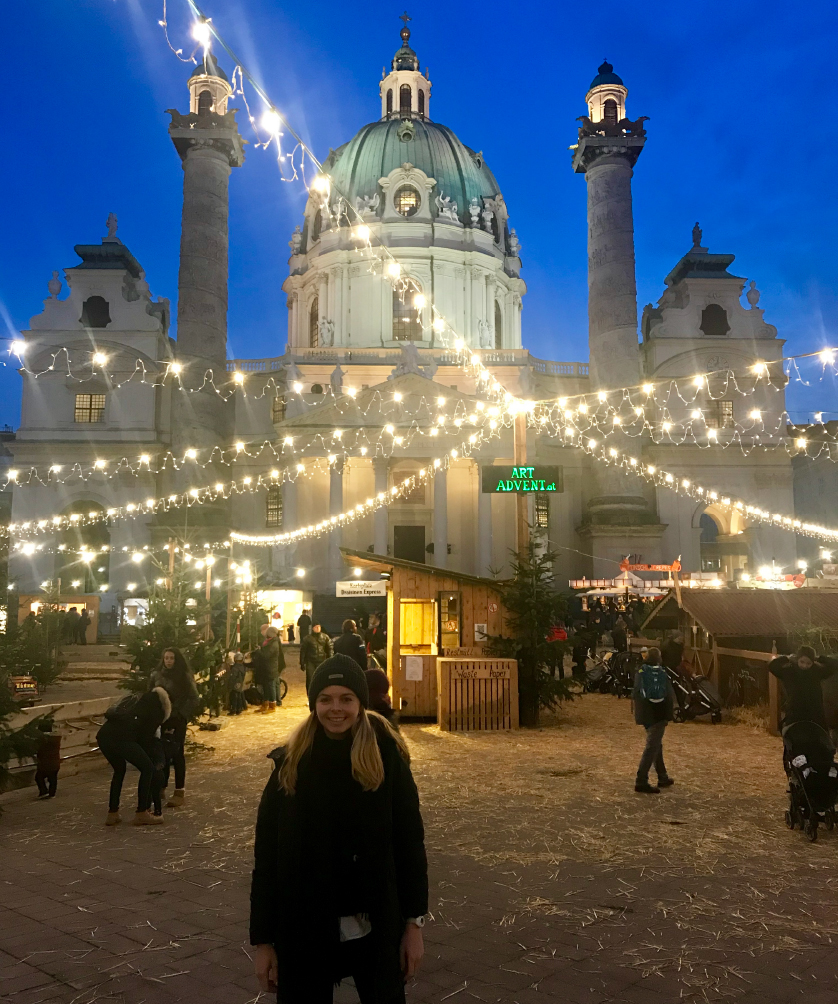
406;916;426;928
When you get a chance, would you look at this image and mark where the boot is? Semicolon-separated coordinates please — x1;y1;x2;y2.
105;811;121;826
132;810;164;825
260;701;270;713
268;701;276;713
166;789;185;808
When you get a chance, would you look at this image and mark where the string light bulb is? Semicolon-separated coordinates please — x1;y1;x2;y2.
192;20;211;46
261;108;282;134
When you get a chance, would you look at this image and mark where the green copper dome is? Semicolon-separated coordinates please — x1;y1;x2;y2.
322;118;502;226
588;60;623;90
189;52;229;83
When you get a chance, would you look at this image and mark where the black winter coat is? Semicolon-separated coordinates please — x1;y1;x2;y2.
250;718;428;999
769;656;838;728
251;636;285;685
333;631;368;670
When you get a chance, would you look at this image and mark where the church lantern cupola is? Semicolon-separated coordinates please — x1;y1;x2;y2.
585;59;627;125
188;52;233;115
380;14;431;120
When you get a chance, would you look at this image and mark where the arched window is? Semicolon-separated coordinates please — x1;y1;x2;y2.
266;486;283;528
399;84;412;117
386;89;393;116
603;99;618;125
700;304;730;338
197;89;213;114
309;298;319;348
494;301;503;349
418;90;425;118
80;296;111;328
392;289;422;341
699;512;721;572
310;210;321;245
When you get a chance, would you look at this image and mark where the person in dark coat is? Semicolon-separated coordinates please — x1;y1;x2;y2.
76;609;91;644
769;647;838;729
300;624;334;689
152;647;200;808
632;647;677;794
34;720;61;798
227;652;248;715
366;667;395;722
333;619;368;671
64;607;80;643
612;616;628;654
296;610;312;642
96;687;171;826
250;654;427;1003
661;635;685;672
250;626;285;712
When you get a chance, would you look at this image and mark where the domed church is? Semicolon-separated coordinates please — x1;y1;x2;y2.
8;21;796;631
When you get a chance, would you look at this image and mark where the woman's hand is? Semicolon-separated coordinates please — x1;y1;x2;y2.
400;923;424;980
253;943;278;993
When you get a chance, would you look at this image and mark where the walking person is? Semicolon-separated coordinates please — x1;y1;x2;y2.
64;606;80;644
632;647;677;794
250;654;428;1003
612;616;628;654
96;687;171;825
34;720;61;799
152;647;199;808
299;622;334;690
333;619;368;671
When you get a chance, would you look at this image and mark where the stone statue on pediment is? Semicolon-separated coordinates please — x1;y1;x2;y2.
289;225;302;255
330;364;345;395
318;318;335;346
389;340;429;380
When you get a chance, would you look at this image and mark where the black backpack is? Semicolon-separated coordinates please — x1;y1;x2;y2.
104;693;143;722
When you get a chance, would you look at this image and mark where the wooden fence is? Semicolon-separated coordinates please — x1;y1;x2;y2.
436;658;518;732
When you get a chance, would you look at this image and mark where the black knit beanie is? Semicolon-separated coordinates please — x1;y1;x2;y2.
308;654;370;710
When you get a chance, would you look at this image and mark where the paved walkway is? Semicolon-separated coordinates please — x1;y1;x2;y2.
2;664;837;1004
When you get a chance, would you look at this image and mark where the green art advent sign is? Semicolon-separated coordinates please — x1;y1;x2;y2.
481;466;563;494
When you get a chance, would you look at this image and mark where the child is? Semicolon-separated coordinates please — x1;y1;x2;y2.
632;647;677;794
227;652;248;715
35;720;61;799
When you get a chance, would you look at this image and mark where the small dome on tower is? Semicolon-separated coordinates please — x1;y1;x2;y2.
392;15;420;71
588;60;624;90
189;52;229;83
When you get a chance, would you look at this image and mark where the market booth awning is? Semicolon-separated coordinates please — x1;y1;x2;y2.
340;548;513;724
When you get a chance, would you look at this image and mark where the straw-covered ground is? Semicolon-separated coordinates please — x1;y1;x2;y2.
1;659;836;1004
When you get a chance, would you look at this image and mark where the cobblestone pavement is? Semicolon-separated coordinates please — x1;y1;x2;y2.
2;659;838;1004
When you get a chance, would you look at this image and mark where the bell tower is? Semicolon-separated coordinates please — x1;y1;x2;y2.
572;62;663;569
379;14;431;120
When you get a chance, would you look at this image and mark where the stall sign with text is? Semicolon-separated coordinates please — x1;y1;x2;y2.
481;466;563;494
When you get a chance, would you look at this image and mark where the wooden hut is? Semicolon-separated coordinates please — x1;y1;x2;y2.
340;548;513;723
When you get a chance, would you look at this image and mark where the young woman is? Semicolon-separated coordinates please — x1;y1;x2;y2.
152;647;199;806
96;687;171;825
250;654;428;1003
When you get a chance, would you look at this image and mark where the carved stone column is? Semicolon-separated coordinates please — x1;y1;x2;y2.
328;459;344;584
433;465;448;569
373;457;388;555
477;465;493;577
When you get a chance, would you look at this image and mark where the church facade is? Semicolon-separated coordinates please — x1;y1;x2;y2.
8;24;797;618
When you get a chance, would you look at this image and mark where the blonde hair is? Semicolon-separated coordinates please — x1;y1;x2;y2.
279;709;410;795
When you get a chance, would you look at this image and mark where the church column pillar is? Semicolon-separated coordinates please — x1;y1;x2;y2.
328;458;344;584
341;267;350;347
318;272;329;343
433;465;448;569
477;463;493;577
328;267;339;346
464;265;473;345
373;457;389;555
287;293;297;349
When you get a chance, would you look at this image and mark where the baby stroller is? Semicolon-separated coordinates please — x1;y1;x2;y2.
665;664;722;724
783;721;838;842
584;652;613;693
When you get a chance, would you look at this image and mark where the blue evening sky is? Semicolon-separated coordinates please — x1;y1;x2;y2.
3;0;837;427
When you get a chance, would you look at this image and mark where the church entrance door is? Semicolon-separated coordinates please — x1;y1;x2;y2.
394;525;425;564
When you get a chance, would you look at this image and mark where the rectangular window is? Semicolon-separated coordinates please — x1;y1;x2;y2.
394;477;426;504
705;400;734;429
271;396;286;423
534;492;550;528
74;393;105;423
266;486;283;528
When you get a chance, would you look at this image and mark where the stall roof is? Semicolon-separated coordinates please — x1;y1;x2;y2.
339;548;507;590
642;589;838;638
